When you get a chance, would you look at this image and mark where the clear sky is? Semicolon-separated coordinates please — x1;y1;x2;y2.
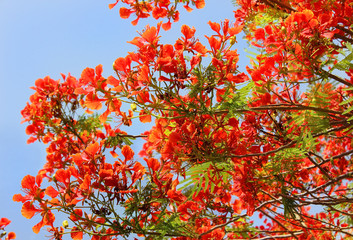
0;0;247;239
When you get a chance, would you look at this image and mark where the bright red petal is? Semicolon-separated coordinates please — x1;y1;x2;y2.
22;202;41;219
85;142;100;156
121;145;134;161
119;7;132;19
139;110;152;123
79;174;91;190
12;194;28;203
146;158;160;172
45;186;59;198
21;175;35;190
32;220;43;234
99;109;110;123
0;218;11;228
194;0;205;9
7;232;16;239
85;93;102;110
71;227;83;240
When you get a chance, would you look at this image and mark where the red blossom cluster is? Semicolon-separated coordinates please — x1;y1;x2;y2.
108;0;205;30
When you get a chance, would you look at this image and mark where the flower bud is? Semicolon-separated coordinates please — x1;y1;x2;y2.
281;26;286;33
229;36;237;45
131;104;137;112
62;220;69;228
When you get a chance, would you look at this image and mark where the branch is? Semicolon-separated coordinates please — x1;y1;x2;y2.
264;205;353;237
228;140;296;158
305;154;333;180
227;124;349;159
197;199;278;238
334;33;353;46
306;149;353;171
336;25;353;38
278;193;353;206
259;209;299;239
217;104;344;115
252;232;304;240
320;69;353;86
259;0;295;12
116;133;148;138
297;171;353;197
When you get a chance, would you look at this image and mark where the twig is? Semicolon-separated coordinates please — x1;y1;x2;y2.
197;199;278;238
320;69;353;86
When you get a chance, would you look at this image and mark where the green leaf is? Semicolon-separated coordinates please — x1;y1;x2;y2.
339;96;353;106
179;161;232;197
342;104;353;115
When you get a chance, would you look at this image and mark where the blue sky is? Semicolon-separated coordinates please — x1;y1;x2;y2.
0;0;247;239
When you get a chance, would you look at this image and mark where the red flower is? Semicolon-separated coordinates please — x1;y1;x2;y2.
121;145;134;161
0;218;11;230
13;175;44;204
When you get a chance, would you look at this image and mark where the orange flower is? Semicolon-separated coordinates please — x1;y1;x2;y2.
194;0;205;9
13;175;44;203
139;110;152;123
6;232;16;240
121;145;134;161
70;227;83;240
146;158;160;172
0;218;11;230
85;93;103;110
181;25;196;39
119;7;132;19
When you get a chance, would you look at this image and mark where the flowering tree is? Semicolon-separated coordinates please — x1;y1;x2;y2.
14;0;353;239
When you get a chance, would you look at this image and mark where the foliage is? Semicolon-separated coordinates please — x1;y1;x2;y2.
14;0;353;239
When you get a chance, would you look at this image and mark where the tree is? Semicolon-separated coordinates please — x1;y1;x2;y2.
13;0;353;239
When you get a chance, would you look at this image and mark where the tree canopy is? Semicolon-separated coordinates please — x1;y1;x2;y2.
5;0;353;239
